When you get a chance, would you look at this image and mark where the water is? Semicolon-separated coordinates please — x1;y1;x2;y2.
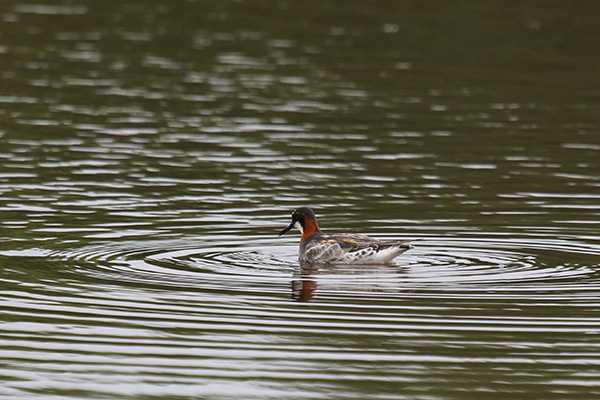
1;1;600;399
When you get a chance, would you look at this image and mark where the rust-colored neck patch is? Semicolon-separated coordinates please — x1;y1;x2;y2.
300;218;320;242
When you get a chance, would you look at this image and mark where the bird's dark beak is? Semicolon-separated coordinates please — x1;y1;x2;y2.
279;222;294;236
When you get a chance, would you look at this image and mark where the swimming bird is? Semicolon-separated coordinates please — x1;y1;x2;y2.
279;207;414;264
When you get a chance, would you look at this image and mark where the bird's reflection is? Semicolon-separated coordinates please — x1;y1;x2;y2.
291;261;408;302
291;263;318;302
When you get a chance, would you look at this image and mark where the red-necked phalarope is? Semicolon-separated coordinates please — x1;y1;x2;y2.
279;207;414;264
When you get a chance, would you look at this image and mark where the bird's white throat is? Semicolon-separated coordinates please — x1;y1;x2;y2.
294;221;304;234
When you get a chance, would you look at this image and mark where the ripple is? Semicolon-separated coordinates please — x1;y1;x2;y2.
35;236;600;303
45;239;292;300
4;236;598;399
403;238;598;287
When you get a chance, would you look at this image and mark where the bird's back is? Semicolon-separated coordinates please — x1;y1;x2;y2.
301;232;413;264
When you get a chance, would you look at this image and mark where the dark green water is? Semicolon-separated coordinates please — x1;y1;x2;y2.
1;1;600;399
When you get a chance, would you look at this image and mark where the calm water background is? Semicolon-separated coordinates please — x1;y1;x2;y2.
1;1;600;399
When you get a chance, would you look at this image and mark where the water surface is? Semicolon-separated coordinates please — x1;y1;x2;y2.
1;1;600;399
